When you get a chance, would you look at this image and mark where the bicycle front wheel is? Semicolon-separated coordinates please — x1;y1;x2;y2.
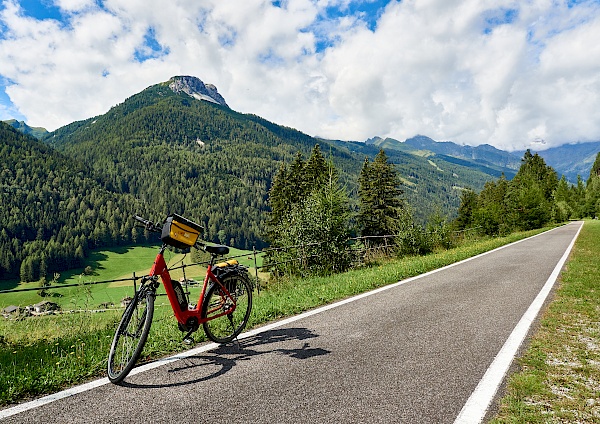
107;288;154;384
202;273;252;343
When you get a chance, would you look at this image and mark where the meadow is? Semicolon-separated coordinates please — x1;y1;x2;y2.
0;245;263;311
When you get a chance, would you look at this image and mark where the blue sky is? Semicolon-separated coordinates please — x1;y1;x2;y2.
1;0;600;151
17;0;63;20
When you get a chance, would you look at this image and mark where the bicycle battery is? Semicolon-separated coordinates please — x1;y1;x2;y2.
171;279;188;312
161;214;202;249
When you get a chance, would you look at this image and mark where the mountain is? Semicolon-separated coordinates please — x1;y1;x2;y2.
367;135;521;179
1;75;511;281
2;119;48;139
43;75;346;251
526;141;600;183
44;76;501;243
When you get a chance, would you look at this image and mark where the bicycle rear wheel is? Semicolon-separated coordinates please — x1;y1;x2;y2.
202;273;252;343
107;288;154;384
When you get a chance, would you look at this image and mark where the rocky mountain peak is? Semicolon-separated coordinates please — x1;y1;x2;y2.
168;76;228;107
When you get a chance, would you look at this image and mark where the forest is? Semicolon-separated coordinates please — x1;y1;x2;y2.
455;150;600;235
3;78;598;284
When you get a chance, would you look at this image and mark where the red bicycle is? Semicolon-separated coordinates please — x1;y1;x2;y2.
107;214;253;384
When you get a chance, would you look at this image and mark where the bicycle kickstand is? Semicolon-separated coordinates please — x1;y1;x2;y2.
182;329;195;345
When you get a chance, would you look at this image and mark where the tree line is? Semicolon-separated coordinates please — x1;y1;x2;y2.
266;146;600;277
265;145;449;276
455;150;600;235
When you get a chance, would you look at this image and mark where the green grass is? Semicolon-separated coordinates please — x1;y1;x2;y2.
0;228;551;406
0;245;264;310
489;220;600;423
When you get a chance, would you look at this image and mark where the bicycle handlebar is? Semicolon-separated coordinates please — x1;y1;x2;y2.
133;215;161;233
133;215;207;250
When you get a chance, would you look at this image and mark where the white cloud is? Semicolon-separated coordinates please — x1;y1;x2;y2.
1;0;600;151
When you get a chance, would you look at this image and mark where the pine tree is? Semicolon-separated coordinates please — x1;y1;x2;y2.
304;144;328;191
588;152;600;184
265;162;289;243
287;151;306;205
357;149;406;240
265;148;351;276
454;189;478;230
584;152;600;218
505;150;558;230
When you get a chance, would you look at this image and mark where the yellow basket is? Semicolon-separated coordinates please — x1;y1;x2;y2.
161;214;202;249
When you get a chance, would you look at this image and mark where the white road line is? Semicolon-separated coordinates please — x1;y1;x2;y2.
453;221;584;424
0;223;578;420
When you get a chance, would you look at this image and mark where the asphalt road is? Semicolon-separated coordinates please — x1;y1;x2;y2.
2;222;583;423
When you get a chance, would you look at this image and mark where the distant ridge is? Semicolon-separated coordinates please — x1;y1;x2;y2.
367;134;600;183
2;119;48;139
367;135;521;179
524;141;600;183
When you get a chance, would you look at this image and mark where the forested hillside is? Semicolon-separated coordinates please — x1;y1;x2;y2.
2;76;502;283
324;138;498;222
45;76;497;241
44;79;338;251
0;122;145;281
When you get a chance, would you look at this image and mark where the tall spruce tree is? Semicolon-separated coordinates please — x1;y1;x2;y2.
265;162;289;244
357;149;406;240
584;152;600;218
588;152;600;184
265;145;351;275
455;189;478;230
506;150;558;230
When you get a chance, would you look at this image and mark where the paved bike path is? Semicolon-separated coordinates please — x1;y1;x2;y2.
1;222;583;423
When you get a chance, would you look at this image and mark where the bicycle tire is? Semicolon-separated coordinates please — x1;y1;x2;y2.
107;288;154;384
202;273;252;344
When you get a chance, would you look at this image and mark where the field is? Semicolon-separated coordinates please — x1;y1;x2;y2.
0;245;263;311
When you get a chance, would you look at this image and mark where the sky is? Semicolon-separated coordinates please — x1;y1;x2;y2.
1;0;600;151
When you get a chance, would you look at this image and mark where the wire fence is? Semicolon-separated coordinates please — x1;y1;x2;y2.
0;226;483;296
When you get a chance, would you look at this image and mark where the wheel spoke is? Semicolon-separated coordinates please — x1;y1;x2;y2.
107;289;154;384
202;274;252;344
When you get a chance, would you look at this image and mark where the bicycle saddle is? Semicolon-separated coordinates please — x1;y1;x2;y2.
205;245;230;256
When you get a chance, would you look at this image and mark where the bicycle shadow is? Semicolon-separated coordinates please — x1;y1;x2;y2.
120;327;330;389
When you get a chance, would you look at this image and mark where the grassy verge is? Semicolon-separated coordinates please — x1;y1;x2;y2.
489;220;600;423
0;227;549;407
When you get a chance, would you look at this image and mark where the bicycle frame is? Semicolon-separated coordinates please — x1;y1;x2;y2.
148;245;237;326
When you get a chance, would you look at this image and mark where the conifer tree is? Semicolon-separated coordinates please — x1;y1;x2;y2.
265;162;289;243
265;146;351;275
288;151;307;204
357;149;406;240
505;150;558;230
455;189;478;230
304;144;328;190
584;152;600;217
588;152;600;184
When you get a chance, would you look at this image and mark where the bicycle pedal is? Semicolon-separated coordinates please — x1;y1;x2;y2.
183;336;195;345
